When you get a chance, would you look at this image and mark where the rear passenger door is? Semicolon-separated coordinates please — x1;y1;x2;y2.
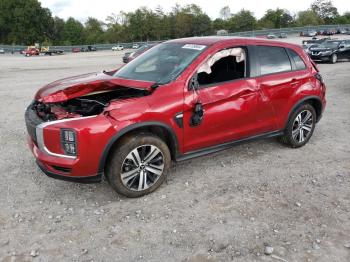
254;45;309;130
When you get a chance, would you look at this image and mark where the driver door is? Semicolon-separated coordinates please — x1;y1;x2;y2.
182;46;277;153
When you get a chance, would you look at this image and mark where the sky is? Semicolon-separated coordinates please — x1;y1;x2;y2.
39;0;350;22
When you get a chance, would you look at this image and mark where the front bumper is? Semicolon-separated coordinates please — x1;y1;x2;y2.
36;160;102;183
25;105;119;183
28;135;102;183
310;54;331;62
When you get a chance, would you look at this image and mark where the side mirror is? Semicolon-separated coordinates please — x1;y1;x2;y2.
188;73;199;91
190;102;204;127
339;44;345;49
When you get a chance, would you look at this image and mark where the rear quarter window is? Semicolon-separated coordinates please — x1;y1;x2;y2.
287;49;306;70
257;46;291;75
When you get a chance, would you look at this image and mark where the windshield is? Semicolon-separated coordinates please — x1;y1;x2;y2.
319;41;340;49
114;43;207;84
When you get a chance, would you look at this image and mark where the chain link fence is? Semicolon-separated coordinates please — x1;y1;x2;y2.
1;24;350;53
227;24;350;37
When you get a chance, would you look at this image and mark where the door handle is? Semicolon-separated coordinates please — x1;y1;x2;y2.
290;79;300;86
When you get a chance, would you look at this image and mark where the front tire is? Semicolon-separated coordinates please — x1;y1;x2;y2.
279;103;316;148
106;134;171;197
330;53;337;64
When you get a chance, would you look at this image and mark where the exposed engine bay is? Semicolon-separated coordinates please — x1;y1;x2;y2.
33;88;149;121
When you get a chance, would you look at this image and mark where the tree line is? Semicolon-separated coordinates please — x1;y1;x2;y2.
0;0;349;45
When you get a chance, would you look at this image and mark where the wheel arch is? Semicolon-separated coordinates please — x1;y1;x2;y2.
285;96;323;129
98;122;179;175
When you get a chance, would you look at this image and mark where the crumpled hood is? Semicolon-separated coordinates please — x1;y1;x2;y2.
35;72;153;103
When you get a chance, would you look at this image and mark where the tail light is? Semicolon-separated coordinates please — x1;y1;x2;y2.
315;73;324;84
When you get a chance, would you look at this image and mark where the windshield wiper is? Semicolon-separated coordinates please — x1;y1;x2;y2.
102;70;114;76
150;82;166;90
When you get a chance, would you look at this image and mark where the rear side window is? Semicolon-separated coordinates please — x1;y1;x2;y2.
257;46;291;75
287;49;306;70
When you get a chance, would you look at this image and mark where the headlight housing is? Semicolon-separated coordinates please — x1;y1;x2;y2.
61;129;77;156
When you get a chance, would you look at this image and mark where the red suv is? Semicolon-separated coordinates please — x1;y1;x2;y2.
25;37;326;197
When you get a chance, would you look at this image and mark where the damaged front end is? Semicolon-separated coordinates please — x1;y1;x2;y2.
28;71;153;121
32;87;149;121
25;72;154;180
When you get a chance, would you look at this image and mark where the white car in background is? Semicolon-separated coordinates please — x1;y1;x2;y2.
0;47;5;54
132;43;140;49
112;45;124;51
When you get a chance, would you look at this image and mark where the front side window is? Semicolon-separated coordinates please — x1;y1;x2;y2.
197;47;246;86
257;46;291;75
114;43;207;84
341;40;350;48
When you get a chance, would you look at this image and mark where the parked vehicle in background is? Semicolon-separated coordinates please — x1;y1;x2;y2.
323;29;335;35
122;43;157;63
216;29;228;36
337;28;347;34
24;47;40;56
81;46;97;52
122;52;132;63
23;46;64;56
302;37;330;45
267;33;277;39
132;43;140;49
302;43;319;53
317;29;325;35
306;30;317;37
300;30;317;37
112;45;124;51
308;40;350;63
25;36;326;197
0;47;5;54
278;33;288;38
72;47;81;53
40;46;64;56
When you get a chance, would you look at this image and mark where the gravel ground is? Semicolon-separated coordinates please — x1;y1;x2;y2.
0;36;350;262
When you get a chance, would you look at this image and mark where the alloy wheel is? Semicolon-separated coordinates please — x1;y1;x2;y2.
291;110;314;143
120;145;165;191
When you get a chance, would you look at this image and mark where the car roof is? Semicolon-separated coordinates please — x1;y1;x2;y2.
166;36;301;49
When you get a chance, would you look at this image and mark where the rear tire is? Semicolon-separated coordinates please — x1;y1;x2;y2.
106;133;171;198
279;103;316;148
